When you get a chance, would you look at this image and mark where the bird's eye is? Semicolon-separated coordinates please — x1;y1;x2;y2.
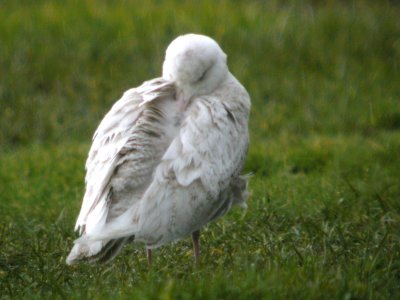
198;71;207;81
197;66;211;82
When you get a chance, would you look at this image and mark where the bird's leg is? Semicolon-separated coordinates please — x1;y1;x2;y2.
192;230;201;264
146;248;152;265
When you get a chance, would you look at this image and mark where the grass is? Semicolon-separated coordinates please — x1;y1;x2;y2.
1;0;399;299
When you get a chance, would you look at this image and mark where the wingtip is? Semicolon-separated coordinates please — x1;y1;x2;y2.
65;240;104;265
65;256;77;266
66;248;79;265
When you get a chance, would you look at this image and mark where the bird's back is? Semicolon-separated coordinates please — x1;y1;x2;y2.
100;73;251;248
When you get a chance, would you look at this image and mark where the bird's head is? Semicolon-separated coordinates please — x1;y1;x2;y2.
162;34;229;107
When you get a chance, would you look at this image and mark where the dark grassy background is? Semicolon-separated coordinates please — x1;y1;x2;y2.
1;0;399;299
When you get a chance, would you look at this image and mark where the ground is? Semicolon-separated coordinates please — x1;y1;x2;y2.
0;1;399;299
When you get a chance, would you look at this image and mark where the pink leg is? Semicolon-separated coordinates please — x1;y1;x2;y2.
146;248;152;265
192;230;201;264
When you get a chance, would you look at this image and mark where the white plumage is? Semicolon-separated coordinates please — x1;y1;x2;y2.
66;34;251;265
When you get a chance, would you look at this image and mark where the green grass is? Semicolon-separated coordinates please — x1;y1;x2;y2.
1;0;400;299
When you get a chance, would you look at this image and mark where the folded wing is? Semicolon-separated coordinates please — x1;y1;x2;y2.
93;76;251;246
74;78;179;237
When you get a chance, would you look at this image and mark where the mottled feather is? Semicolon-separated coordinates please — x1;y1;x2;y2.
66;34;250;265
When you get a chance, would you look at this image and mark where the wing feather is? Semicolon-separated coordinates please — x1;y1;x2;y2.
75;78;178;235
75;75;250;248
87;75;251;245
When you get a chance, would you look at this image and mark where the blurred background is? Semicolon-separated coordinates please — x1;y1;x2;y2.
1;0;399;148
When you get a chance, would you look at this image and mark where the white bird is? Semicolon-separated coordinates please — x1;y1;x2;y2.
66;33;251;265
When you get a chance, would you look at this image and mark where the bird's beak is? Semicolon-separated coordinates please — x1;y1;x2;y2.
177;90;190;112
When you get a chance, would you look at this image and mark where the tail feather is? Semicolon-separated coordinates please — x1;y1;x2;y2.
66;236;133;265
90;237;131;263
231;174;251;208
